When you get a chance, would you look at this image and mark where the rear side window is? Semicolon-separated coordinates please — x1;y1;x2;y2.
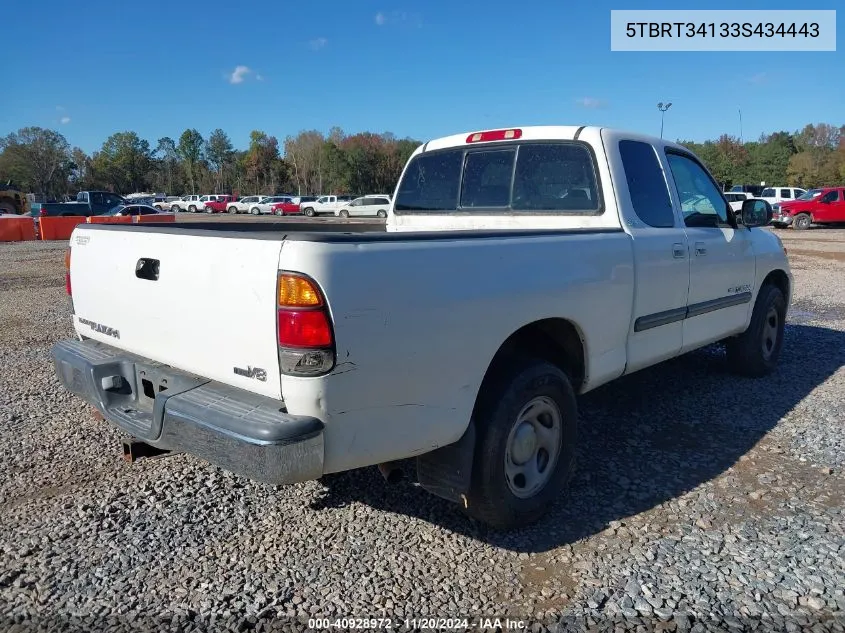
781;189;792;199
762;188;775;197
394;142;601;214
618;140;674;228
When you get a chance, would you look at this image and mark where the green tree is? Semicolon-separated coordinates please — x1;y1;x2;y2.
91;131;152;193
206;129;234;192
0;127;72;196
177;129;204;194
155;137;179;194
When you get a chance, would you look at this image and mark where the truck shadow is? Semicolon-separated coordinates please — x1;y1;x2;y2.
310;322;845;553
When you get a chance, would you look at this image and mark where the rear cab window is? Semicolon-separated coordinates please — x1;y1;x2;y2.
394;142;602;214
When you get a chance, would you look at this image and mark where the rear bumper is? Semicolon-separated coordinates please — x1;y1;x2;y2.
51;338;324;485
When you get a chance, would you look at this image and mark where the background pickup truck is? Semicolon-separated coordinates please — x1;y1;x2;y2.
202;195;237;213
37;191;126;217
300;194;355;217
771;186;845;230
52;125;791;530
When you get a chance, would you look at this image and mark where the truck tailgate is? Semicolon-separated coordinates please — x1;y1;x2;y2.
69;226;285;399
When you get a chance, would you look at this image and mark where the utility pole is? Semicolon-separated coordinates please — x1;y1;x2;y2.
657;102;672;139
739;108;743;144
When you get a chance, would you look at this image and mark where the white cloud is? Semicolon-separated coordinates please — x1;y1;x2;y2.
575;97;607;109
60;116;71;125
375;11;385;25
374;10;422;28
228;65;252;84
309;37;327;50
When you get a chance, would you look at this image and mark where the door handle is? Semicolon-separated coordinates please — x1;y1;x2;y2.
695;241;707;256
672;243;686;259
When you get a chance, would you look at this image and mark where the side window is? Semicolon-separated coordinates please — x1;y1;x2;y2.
461;149;515;208
375;198;390;205
665;152;730;228
618;140;675;228
821;190;838;203
91;192;104;206
512;143;600;212
781;189;791;199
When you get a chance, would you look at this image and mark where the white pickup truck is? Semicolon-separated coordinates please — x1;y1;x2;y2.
300;194;355;217
52;126;791;529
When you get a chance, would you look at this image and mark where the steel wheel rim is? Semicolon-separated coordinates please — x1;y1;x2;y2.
797;215;809;228
762;305;779;361
504;396;563;499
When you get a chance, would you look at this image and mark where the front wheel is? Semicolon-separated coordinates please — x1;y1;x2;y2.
205;206;213;213
188;205;197;213
466;359;577;530
725;283;786;377
228;206;238;214
250;207;260;215
792;213;811;230
304;207;315;217
338;209;349;218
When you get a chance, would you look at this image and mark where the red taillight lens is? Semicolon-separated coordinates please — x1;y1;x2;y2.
278;309;332;348
40;207;47;216
65;273;72;296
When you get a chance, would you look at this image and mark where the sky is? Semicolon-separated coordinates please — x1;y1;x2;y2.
2;0;842;154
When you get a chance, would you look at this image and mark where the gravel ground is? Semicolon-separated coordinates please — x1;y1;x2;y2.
1;229;844;633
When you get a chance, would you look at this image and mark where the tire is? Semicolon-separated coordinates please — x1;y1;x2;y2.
188;205;197;213
725;283;786;378
792;213;811;230
339;209;349;218
377;209;387;218
170;205;180;212
205;206;213;213
250;207;260;215
304;207;315;217
228;206;238;214
466;358;577;530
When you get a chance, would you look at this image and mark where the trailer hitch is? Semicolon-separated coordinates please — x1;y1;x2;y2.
121;438;177;463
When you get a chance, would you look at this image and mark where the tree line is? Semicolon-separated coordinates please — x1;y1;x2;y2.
1;122;843;199
0;127;420;200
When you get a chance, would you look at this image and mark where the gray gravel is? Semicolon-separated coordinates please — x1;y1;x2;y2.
1;230;844;632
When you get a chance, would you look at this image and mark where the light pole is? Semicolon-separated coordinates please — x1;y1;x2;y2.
739;108;743;144
657;102;672;139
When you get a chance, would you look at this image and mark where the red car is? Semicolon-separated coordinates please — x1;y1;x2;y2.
203;195;238;213
271;197;301;216
772;187;845;230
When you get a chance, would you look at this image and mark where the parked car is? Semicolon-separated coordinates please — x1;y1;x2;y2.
729;184;765;197
336;195;392;218
724;192;752;212
154;196;181;211
101;204;161;217
202;195;238;213
290;196;318;206
37;191;126;217
300;195;355;217
53;125;790;529
771;186;845;229
271;197;301;216
250;196;292;215
228;195;272;214
759;187;806;205
170;195;202;212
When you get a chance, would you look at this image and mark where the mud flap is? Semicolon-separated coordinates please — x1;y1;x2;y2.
416;420;476;505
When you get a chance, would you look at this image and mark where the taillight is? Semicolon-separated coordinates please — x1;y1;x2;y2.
64;247;72;296
40;206;48;216
466;128;522;143
277;272;334;376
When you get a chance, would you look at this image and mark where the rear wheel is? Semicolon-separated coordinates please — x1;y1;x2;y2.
339;209;349;218
250;207;260;215
205;206;213;213
465;358;577;530
726;283;786;377
304;207;315;217
188;205;197;213
377;209;387;218
228;206;238;214
0;202;16;214
793;213;811;230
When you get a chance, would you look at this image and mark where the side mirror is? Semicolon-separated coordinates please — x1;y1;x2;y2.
741;199;772;228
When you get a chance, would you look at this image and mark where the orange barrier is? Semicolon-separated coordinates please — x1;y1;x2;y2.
135;213;176;223
38;216;88;241
87;215;133;224
0;217;37;242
